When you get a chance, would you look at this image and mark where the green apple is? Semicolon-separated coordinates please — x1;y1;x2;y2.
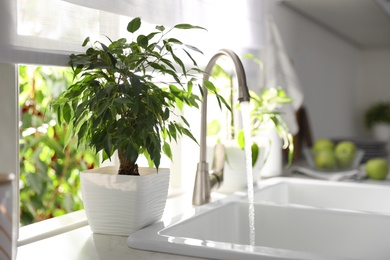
335;141;357;169
366;158;389;180
313;139;335;153
336;153;355;169
315;152;336;170
335;141;357;154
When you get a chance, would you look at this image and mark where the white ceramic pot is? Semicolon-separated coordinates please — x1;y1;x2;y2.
373;123;390;142
259;129;283;179
208;137;270;194
80;166;170;236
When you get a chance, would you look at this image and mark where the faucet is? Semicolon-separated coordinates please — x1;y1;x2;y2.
192;49;251;206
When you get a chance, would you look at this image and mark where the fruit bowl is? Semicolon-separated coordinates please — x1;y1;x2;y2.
304;148;364;172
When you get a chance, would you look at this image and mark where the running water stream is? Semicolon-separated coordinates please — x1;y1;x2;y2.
240;101;256;247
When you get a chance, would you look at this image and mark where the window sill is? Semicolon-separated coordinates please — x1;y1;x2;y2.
16;188;202;260
18;210;88;246
17;186;188;246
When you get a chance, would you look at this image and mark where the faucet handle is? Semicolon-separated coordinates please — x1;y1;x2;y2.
210;143;225;190
193;143;225;205
211;143;225;173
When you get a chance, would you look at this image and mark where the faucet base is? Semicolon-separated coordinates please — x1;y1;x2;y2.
192;161;211;206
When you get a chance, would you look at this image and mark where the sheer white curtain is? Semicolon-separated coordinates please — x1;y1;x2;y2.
0;0;125;65
0;0;266;66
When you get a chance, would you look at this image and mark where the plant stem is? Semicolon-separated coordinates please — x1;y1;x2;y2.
118;149;139;175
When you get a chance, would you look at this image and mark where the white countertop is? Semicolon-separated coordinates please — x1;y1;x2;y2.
16;190;215;260
15;171;390;260
18;226;204;260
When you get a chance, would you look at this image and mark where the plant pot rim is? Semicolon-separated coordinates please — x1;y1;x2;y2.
82;166;170;176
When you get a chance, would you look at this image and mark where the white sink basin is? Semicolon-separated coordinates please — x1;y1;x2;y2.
253;177;390;214
128;178;390;259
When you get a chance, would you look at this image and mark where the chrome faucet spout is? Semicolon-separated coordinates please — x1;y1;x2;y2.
192;49;251;206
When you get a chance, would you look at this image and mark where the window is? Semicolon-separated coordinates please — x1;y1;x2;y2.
0;2;266;255
19;65;100;225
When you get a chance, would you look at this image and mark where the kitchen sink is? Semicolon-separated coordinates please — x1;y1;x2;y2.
252;177;390;214
128;178;390;259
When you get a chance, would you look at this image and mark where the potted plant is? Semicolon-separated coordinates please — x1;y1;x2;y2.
364;101;390;141
207;62;293;192
52;17;225;235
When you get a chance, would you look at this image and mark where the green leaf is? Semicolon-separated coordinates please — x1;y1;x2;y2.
100;43;109;52
167;38;183;45
160;58;176;71
103;134;113;158
182;49;197;66
137;35;149;48
169;84;182;95
212;64;230;79
180;115;190;127
175;97;183;111
127;17;141;33
204;80;217;92
168;124;177;141
277;89;287;98
197;83;204;97
251;143;259;167
105;51;117;67
63;122;74;148
82;37;90;47
130;76;143;96
149;62;165;71
165;69;181;84
174;24;206;30
243;53;255;59
187;81;193;94
216;93;232;112
114;97;132;104
162;142;172;160
78;121;88;140
26;173;43;196
41;135;64;156
163;107;170;120
155;25;165;31
56;106;62;125
207;119;221;136
63;103;72;124
142;150;154;168
184;44;204;55
181;127;198;145
97;99;110;117
171;52;186;76
35;91;44;104
102;150;110;162
237;130;245;149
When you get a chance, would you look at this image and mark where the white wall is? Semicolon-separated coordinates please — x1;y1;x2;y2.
267;2;362;140
356;49;390;136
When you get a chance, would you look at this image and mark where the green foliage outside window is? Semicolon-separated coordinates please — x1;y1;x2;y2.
19;66;99;225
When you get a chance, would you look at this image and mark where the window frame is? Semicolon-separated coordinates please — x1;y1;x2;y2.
0;63;19;259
